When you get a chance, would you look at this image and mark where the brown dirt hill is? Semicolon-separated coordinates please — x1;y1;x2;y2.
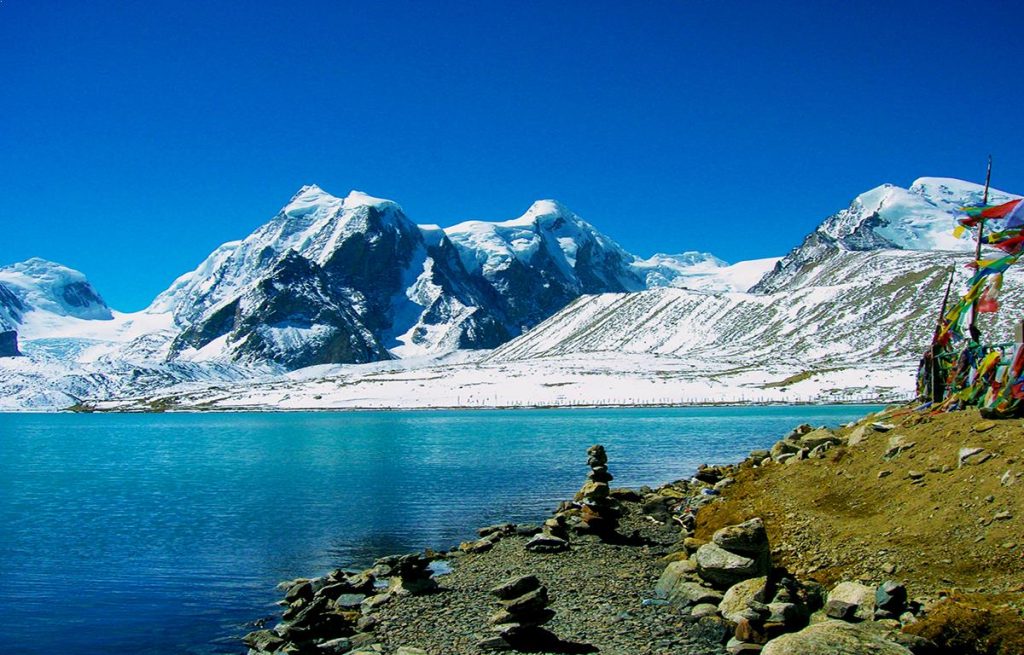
696;406;1024;606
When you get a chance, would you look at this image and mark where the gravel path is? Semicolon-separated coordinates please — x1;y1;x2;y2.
370;502;728;655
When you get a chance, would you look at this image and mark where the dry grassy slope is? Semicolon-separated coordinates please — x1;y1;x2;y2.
696;407;1024;603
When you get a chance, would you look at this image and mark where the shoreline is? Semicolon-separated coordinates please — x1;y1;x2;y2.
49;399;897;415
242;404;1024;654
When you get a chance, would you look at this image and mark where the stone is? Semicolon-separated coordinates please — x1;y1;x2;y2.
875;581;907;616
846;425;869;447
761;620;913;655
655;560;698;597
798;428;840;450
691;602;720;618
478;523;515;538
973;420;997;432
284;580;315;603
907;470;925;480
684;537;707;553
360;593;392;612
395;648;428;655
713;518;769;555
588;465;613;482
490;574;541;600
878;470;892;479
575;480;610;501
726;636;765;653
489;607;555;627
958;447;985;467
243;629;286;652
719;577;767;623
826;582;876;622
318;637;354;653
459;539;494;553
1001;470;1014;487
882;436;915;460
993;510;1012;521
525;533;569;553
870;422;895;432
735;617;768;644
771;440;801;459
695;542;769;589
660;580;724;607
501;587;548;613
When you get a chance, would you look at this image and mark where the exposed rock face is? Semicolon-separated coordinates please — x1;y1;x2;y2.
170;251;390;368
0;330;20;357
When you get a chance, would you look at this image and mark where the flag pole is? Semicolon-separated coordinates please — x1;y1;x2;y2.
969;155;993;338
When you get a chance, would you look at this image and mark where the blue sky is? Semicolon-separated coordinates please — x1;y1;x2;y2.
3;0;1023;310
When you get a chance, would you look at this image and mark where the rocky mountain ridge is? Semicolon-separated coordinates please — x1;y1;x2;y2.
1;175;1019;409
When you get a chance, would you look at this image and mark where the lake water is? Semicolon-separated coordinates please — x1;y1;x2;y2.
0;406;879;654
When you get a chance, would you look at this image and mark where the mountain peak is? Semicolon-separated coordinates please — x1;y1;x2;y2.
498;199;575;227
0;258;112;321
342;190;401;212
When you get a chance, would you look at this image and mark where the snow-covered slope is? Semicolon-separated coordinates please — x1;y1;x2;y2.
4;175;1020;411
633;253;780;293
0;258;112;327
753;177;1020;293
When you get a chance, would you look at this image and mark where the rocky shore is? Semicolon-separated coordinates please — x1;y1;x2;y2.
244;406;1024;655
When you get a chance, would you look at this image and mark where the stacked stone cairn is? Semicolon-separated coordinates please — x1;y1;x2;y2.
574;444;620;536
477;574;557;651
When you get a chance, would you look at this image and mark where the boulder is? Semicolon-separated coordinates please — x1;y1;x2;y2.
525;533;569;553
874;581;907;618
846;425;869;447
655;560;696;596
657;579;724;607
713;518;769;556
695;542;769;589
761;620;912;655
825;582;876;622
797;428;840;450
719;577;767;623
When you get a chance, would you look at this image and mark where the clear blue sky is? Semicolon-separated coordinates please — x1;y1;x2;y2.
3;0;1023;311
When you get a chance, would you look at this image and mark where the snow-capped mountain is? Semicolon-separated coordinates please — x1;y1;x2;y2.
753;177;1020;293
0;258;112;328
155;185;510;365
3;175;1019;410
444;200;646;332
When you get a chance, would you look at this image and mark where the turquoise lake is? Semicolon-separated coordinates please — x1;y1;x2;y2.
0;406;880;654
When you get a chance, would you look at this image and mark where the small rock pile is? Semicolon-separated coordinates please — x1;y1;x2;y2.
695;517;771;589
767;424;843;464
379;553;438;596
243;568;376;654
574;444;619;535
243;553;448;655
478;574;557;651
